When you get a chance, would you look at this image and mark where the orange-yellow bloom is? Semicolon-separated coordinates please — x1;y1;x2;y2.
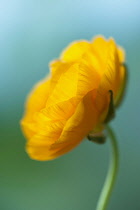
21;36;126;161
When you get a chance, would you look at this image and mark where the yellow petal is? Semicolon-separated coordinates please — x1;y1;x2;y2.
46;61;100;108
117;46;125;63
25;62;100;160
24;78;50;116
61;40;91;62
91;36;109;74
26;90;99;160
91;37;126;126
21;77;50;139
49;60;71;91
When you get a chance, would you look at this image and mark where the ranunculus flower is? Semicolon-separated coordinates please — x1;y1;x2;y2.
21;36;126;161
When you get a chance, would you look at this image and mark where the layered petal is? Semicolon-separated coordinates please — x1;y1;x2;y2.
21;35;126;161
25;62;100;160
26;90;99;160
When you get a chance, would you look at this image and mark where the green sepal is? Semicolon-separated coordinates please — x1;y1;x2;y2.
115;63;128;108
104;90;115;124
87;134;106;144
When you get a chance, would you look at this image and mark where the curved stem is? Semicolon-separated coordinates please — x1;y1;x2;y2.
96;125;119;210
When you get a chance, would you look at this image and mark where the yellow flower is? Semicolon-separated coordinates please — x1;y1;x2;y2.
21;36;126;161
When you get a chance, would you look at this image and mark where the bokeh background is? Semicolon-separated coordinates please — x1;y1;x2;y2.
1;0;140;209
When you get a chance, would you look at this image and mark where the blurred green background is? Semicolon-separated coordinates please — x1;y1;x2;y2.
1;0;140;209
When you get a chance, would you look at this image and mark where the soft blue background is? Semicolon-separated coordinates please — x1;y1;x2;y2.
1;0;140;209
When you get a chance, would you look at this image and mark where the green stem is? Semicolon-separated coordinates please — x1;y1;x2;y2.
96;125;119;210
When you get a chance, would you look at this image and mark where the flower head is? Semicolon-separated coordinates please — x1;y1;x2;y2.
21;36;127;161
